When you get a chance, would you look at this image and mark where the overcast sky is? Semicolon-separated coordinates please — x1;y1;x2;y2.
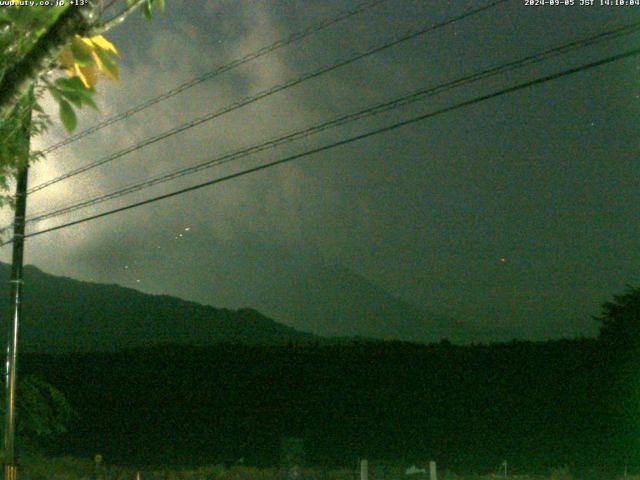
1;0;639;342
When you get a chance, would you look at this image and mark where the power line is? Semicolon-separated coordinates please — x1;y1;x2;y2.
40;0;389;155
22;20;640;227
28;0;508;195
9;46;639;245
101;0;120;13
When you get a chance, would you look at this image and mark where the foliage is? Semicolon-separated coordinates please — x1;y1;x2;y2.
549;467;572;480
0;5;92;134
21;339;613;469
0;6;119;136
0;374;74;453
51;35;119;131
0;6;60;203
593;285;640;350
16;375;75;439
3;460;613;480
18;454;96;480
0;6;67;76
281;437;305;468
0;0;165;192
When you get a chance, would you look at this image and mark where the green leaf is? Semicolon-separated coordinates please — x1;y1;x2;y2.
94;47;119;80
55;77;89;95
143;0;153;20
49;88;62;103
75;77;96;95
58;99;77;133
32;102;44;114
54;77;82;92
60;89;82;108
53;77;99;110
80;93;99;111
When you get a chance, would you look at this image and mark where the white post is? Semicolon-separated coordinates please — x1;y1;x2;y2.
429;461;436;480
360;459;368;480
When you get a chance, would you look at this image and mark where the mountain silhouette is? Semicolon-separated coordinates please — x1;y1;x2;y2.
111;237;479;343
0;262;316;353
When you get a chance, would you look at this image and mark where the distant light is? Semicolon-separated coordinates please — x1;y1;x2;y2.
499;257;506;263
136;279;141;283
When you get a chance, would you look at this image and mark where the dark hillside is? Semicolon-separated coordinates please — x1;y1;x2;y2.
0;264;317;352
18;339;627;473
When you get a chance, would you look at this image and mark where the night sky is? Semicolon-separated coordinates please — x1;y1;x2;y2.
2;0;639;342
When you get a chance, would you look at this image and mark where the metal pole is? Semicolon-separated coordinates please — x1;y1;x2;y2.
360;459;368;480
429;461;436;480
3;95;31;480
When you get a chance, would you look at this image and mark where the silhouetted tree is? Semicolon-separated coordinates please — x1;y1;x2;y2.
0;375;74;455
594;285;640;351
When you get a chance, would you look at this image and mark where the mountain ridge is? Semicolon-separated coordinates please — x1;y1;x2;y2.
131;237;476;343
0;262;319;353
0;255;478;353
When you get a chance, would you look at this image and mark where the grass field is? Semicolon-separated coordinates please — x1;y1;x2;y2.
14;456;634;480
21;459;353;480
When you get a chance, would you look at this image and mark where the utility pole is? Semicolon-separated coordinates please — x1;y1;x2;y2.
3;93;32;480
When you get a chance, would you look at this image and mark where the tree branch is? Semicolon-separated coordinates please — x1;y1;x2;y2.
0;4;95;126
88;0;147;35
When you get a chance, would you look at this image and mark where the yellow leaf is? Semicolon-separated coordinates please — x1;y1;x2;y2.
58;46;74;69
90;35;119;56
77;36;95;48
72;64;89;87
56;34;119;87
90;51;105;77
81;65;99;88
71;36;95;66
72;63;98;88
